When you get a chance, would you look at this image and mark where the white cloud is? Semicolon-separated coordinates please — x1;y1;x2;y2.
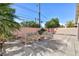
41;23;45;28
14;18;23;23
60;23;65;26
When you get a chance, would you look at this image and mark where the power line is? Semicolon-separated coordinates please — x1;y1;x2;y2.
13;5;38;21
15;15;36;21
13;4;48;20
16;15;33;20
14;4;38;13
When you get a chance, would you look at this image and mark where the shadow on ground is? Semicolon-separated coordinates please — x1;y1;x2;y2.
4;39;67;56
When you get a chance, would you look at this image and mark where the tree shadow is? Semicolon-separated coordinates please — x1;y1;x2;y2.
3;39;67;56
25;39;67;56
4;46;25;56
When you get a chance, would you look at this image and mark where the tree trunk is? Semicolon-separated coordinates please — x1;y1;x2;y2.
0;42;3;56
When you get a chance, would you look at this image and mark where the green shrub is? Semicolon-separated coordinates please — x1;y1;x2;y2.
38;28;46;35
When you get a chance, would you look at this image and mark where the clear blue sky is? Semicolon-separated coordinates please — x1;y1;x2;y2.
11;3;76;25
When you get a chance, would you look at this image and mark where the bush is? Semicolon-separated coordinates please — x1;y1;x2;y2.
38;28;46;35
66;20;75;28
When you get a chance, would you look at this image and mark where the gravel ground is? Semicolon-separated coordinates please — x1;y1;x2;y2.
4;39;67;56
3;38;78;56
1;28;78;56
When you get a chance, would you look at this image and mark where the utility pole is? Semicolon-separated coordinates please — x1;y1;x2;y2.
35;18;37;23
38;3;41;28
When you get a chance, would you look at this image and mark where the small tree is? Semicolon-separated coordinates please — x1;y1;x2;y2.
45;18;60;28
66;20;75;28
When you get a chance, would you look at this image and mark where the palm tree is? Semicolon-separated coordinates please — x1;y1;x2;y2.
0;3;20;56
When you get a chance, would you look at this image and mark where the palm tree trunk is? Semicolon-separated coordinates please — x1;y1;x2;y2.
0;42;3;56
0;38;5;56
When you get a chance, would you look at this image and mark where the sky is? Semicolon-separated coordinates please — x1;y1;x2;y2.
11;3;76;26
